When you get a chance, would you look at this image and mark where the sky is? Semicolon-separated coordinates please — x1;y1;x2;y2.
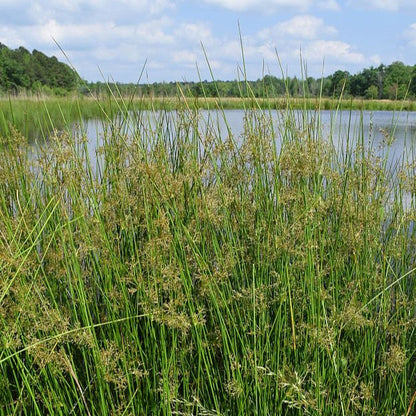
0;0;415;83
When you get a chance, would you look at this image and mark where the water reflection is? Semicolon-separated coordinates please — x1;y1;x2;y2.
33;108;416;174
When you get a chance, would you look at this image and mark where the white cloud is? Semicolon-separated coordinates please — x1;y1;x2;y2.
202;0;340;12
0;0;378;82
0;13;178;82
370;54;382;65
0;27;25;49
317;0;341;10
172;50;198;65
256;44;277;61
347;0;415;11
202;0;312;12
174;23;214;45
250;15;367;77
406;23;416;47
133;19;175;44
0;16;175;50
364;0;396;9
118;0;174;14
259;15;337;40
0;0;174;26
303;40;365;64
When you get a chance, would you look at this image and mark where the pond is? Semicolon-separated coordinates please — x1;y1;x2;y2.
71;108;416;170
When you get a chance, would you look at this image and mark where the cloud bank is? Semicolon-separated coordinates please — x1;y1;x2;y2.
0;0;412;82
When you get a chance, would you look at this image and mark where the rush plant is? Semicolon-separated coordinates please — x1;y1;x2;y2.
0;81;415;415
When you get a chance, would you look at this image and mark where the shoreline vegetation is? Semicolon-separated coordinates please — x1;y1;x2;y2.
2;95;416;110
1;95;416;139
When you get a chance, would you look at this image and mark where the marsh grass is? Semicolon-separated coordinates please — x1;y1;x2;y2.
0;83;415;415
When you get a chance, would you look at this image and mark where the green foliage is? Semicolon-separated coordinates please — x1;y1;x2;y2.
365;85;379;99
0;90;415;415
329;70;350;96
0;43;79;94
83;61;416;101
383;61;413;99
349;66;381;97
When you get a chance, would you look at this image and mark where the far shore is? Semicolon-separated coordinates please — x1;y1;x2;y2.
1;94;416;112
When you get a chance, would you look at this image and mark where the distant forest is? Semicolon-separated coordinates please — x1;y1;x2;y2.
1;43;416;100
90;61;416;101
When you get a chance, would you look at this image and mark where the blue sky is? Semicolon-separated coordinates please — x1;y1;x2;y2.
0;0;415;83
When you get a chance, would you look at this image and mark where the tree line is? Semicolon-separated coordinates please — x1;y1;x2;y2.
1;43;415;100
0;43;79;95
86;61;416;100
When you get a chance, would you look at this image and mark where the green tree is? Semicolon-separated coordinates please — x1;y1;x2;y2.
0;44;78;94
306;76;320;96
410;65;416;97
350;67;378;97
329;70;350;96
261;75;286;96
383;61;412;99
365;85;378;99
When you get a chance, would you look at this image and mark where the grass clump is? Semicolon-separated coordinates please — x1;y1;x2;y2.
0;89;415;415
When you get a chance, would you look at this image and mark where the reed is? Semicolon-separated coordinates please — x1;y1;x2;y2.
0;82;415;415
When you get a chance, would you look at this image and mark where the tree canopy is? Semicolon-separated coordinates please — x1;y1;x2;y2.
0;43;79;94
